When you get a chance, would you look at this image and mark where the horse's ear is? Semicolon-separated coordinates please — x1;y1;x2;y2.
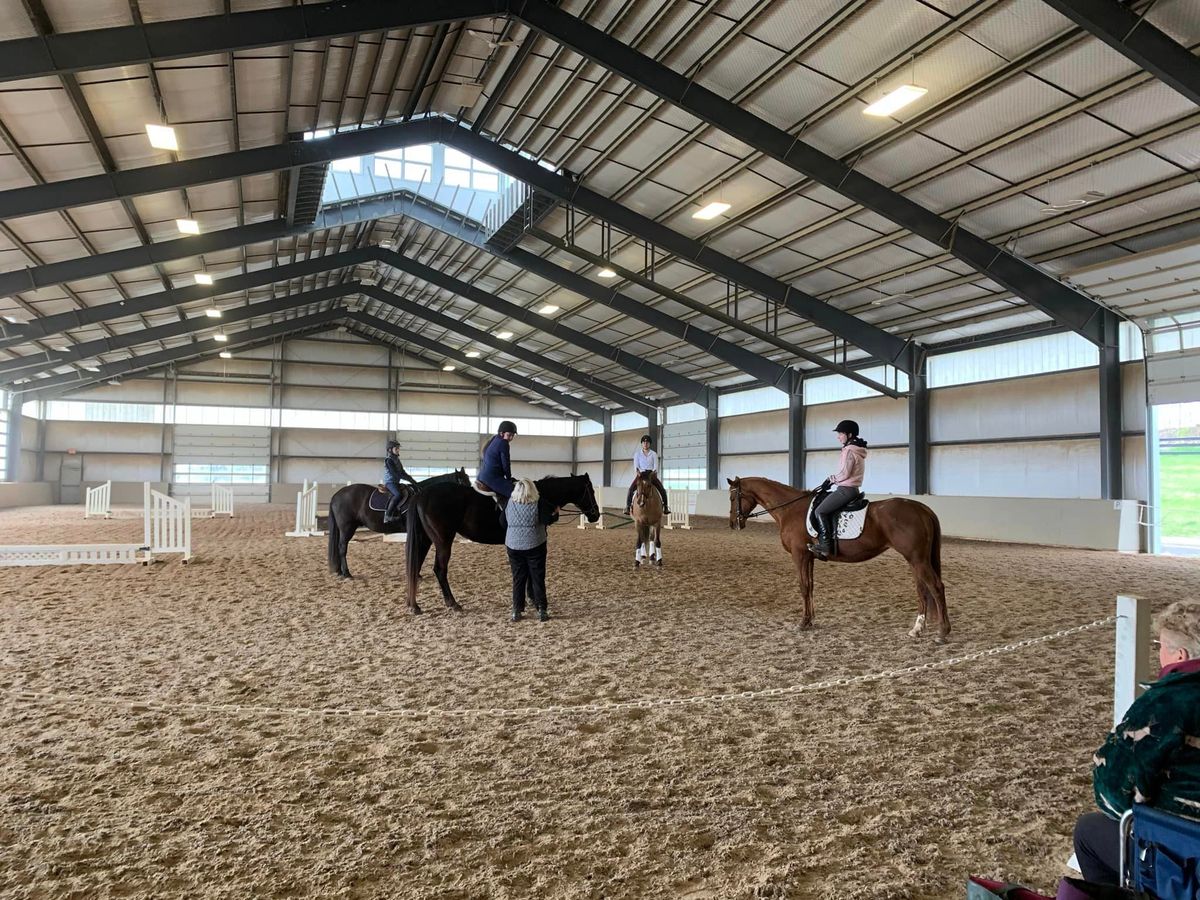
726;477;735;486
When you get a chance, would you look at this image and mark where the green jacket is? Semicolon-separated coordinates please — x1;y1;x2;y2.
1093;662;1200;820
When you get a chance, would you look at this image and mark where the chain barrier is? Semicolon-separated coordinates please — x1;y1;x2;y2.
1;615;1116;722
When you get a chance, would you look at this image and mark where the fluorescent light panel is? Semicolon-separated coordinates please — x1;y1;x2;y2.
691;201;731;221
597;268;617;278
862;84;927;117
443;364;456;372
145;123;178;151
495;330;513;340
194;273;213;286
213;333;228;342
176;219;200;235
465;350;481;358
204;308;222;318
539;304;559;314
218;351;232;359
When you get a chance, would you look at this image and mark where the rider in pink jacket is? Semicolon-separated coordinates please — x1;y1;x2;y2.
808;419;868;558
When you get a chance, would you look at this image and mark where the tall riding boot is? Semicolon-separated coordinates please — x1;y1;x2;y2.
657;486;670;515
624;484;635;515
808;513;834;558
383;493;401;524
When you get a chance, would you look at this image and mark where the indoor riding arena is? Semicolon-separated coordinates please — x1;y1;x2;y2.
1;2;1198;899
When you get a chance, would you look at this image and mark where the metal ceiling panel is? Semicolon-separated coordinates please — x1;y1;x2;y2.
1088;80;1198;135
40;0;130;31
693;34;785;103
20;143;106;183
1145;0;1200;43
958;192;1049;236
920;74;1071;152
832;243;929;282
903;165;1010;216
139;0;226;21
856;131;963;187
1027;35;1139;97
1147;126;1200;170
740;62;845;133
744;0;860;50
1074;182;1200;235
802;0;947;86
962;0;1072;61
971;112;1126;184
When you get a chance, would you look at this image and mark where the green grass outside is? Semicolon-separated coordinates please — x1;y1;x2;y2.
1160;452;1200;538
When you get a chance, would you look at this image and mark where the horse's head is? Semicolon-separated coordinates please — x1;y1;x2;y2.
633;470;655;506
728;477;754;531
577;473;600;523
453;467;470;488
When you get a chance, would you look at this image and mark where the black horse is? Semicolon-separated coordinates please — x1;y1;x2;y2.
402;474;600;614
326;469;470;579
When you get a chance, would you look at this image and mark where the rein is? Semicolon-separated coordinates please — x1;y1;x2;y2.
733;483;809;527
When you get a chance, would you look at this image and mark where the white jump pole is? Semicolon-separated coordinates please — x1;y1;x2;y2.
1114;594;1151;727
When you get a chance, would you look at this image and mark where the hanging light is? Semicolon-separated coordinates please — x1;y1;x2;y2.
218;351;232;360
176;219;200;235
145;124;178;151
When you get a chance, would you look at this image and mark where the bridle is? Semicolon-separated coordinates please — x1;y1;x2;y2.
731;481;808;528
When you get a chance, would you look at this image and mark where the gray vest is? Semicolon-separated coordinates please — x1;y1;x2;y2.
505;500;547;550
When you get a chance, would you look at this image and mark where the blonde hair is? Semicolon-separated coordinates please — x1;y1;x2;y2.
510;477;539;504
1155;600;1200;656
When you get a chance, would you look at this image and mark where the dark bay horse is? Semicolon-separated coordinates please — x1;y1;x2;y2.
728;476;949;642
402;474;600;614
326;469;470;579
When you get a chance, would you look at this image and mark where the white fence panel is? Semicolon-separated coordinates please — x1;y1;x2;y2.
84;481;111;518
144;483;192;561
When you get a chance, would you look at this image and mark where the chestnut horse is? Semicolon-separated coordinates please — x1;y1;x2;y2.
728;476;949;642
631;470;663;568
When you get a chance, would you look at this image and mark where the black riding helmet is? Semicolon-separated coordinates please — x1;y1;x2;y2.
498;420;518;435
386;439;401;451
833;419;860;437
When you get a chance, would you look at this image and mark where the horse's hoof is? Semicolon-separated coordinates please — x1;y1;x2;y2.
798;621;814;631
448;603;463;613
933;636;948;645
633;561;641;568
654;559;663;567
410;606;423;615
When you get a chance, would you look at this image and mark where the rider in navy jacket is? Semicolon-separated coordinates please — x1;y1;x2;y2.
383;439;416;523
479;421;518;502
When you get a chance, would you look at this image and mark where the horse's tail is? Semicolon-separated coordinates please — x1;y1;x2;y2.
930;513;942;577
326;494;342;574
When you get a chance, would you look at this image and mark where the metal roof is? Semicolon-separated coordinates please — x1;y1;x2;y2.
0;0;1196;405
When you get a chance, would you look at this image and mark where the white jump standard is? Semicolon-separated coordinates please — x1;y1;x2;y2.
286;480;325;538
0;481;193;567
84;481;112;519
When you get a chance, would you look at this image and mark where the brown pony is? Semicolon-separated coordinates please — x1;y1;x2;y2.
631;470;663;568
728;476;949;643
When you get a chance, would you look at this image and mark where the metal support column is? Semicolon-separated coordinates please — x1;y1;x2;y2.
602;411;613;488
909;352;930;496
1099;309;1123;500
4;389;21;481
706;393;719;490
788;379;805;488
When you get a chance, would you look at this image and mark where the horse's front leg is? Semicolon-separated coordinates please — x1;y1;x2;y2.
791;546;816;629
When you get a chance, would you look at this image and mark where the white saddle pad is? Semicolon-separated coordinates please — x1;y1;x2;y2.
806;498;869;541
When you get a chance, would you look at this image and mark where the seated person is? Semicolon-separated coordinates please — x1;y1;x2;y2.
478;420;517;506
1069;599;1200;887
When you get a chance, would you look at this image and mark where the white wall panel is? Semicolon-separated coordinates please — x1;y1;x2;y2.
510;436;574;466
61;378;165;403
1122;362;1146;432
1123;436;1148;502
19;414;38;451
280;428;387;460
177;379;271;407
805;395;908;448
719;452;788;484
75;452;162;482
610;428;647;487
930;369;1099;442
719;410;787;454
488;395;572;419
178;356;271;379
806;447;909;494
931;439;1100;499
45;420;163;454
578;433;603;463
283;362;390;392
284;337;390;367
397;391;480;415
280;458;377;484
283;385;389;412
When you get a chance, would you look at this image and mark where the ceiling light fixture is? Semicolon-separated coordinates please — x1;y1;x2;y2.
443;364;456;372
597;268;617;278
496;330;513;340
194;273;213;286
176;219;200;235
465;350;481;358
692;201;731;221
863;84;927;117
213;333;228;342
204;308;222;318
539;304;560;314
145;123;178;151
219;351;232;359
80;364;100;372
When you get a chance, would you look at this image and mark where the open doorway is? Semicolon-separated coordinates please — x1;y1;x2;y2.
1156;402;1200;556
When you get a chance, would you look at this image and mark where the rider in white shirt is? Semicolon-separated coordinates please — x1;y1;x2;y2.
623;434;670;516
